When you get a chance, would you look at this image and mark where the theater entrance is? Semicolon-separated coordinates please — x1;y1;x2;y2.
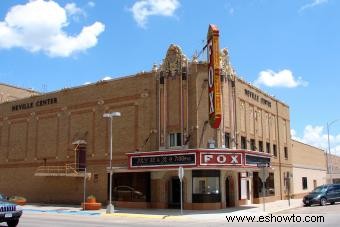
168;177;181;208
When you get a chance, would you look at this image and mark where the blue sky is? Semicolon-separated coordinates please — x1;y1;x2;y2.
0;0;340;155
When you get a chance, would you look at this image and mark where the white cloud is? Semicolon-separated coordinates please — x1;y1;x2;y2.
0;0;105;57
65;3;85;17
300;0;328;12
88;1;95;8
254;69;308;88
292;125;340;156
130;0;180;28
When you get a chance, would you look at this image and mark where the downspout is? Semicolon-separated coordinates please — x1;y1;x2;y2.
276;100;283;200
220;75;225;148
232;78;237;149
157;71;161;150
180;68;184;148
186;61;189;147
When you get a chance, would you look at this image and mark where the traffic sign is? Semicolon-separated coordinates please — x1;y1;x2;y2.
257;163;270;168
259;169;269;182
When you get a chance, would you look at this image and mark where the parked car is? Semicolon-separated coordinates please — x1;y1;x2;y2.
113;186;145;201
0;193;23;227
303;184;340;206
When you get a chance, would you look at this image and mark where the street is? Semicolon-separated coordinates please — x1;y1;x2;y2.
1;204;340;227
279;202;340;214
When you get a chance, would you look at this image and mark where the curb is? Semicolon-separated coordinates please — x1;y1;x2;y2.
102;213;187;220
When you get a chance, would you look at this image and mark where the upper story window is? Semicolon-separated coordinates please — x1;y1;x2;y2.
266;142;270;154
258;141;263;152
273;144;277;157
250;139;256;151
169;133;182;147
241;136;247;149
225;133;230;148
284;147;288;159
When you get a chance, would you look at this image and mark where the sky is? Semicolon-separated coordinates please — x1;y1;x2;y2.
0;0;340;155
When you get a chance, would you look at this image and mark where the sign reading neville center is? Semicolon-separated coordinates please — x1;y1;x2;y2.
12;97;58;112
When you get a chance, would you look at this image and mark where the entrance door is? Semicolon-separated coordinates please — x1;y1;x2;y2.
225;176;235;206
76;145;86;171
169;178;181;208
225;178;230;206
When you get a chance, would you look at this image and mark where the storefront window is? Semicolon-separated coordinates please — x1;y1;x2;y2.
112;172;150;202
192;170;221;203
253;172;275;198
266;173;275;196
193;177;219;194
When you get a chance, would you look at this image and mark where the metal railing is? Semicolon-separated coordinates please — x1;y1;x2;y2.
35;163;89;177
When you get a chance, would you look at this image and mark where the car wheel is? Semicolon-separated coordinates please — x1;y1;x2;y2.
304;203;311;207
320;198;327;206
7;220;19;227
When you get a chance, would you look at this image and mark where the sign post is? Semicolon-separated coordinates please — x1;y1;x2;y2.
178;166;184;215
257;163;270;212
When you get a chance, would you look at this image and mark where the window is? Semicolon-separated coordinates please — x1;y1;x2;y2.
266;173;275;196
302;177;308;190
253;172;275;198
334;185;340;193
250;139;256;151
241;136;247;149
225;133;230;148
284;147;288;159
112;172;150;202
169;133;182;147
258;141;263;152
160;76;164;84
192;170;220;203
273;144;277;157
266;142;270;154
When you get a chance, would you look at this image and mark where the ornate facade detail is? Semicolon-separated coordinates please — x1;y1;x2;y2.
152;64;158;72
220;48;236;80
162;44;187;79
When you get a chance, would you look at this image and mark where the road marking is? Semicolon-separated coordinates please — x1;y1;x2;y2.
24;209;101;216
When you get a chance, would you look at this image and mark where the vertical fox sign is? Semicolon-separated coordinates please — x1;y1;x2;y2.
207;24;222;128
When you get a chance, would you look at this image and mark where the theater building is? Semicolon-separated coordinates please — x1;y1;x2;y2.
0;25;293;209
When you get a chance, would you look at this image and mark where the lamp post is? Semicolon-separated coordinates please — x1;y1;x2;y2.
103;112;121;214
327;119;340;184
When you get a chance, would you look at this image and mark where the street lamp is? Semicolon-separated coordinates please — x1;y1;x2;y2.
103;111;121;214
327;119;340;183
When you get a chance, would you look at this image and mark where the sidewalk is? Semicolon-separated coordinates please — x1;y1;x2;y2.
23;199;303;220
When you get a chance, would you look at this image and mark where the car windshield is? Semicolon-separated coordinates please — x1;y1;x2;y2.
0;194;5;201
312;186;327;193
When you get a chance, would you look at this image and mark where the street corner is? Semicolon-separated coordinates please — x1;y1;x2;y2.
101;212;188;220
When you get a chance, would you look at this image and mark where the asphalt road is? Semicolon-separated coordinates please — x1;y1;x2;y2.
2;204;340;227
279;202;340;214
